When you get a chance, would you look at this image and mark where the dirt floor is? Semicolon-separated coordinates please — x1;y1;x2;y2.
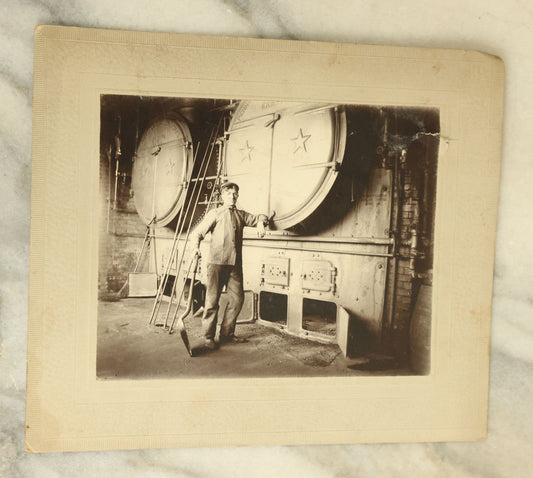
97;297;410;379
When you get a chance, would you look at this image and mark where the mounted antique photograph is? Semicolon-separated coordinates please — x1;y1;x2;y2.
97;95;439;379
27;27;503;451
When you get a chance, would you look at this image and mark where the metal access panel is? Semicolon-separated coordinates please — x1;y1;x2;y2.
261;257;290;287
301;260;337;293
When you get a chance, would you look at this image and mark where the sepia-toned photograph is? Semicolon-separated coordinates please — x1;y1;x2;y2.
97;95;439;379
26;27;504;451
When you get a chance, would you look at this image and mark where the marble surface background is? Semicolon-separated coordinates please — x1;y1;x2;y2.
1;0;532;476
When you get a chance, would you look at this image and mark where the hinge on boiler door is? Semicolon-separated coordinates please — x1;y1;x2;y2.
301;260;337;295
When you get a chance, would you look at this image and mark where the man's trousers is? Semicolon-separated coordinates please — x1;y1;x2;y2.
201;263;244;340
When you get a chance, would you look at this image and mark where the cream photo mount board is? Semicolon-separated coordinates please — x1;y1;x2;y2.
27;25;504;452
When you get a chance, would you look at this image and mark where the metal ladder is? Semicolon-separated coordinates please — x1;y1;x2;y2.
147;116;225;334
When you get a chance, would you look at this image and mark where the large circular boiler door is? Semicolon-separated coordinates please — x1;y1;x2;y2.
225;101;346;230
132;117;193;227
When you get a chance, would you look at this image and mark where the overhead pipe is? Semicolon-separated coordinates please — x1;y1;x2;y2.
112;114;122;210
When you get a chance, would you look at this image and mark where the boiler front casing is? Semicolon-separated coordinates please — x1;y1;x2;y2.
220;101;391;355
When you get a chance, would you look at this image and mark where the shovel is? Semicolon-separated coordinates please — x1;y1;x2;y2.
170;252;200;357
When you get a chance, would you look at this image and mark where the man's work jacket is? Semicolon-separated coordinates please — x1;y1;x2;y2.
193;205;268;266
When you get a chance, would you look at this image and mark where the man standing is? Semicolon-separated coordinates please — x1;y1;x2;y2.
193;181;269;350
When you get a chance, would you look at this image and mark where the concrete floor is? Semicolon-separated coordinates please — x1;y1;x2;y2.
97;297;409;379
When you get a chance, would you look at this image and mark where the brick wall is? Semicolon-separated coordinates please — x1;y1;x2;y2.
392;168;416;357
385;137;438;360
382;164;415;359
98;151;148;297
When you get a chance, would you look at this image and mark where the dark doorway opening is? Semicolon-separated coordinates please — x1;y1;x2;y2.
259;291;287;326
302;298;337;337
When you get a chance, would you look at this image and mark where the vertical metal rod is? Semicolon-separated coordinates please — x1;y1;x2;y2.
106;147;113;234
149;150;159;278
112;115;122;210
151;224;158;278
381;112;394;352
113;156;120;209
266;117;275;216
383;147;404;352
422;156;430;245
133;224;151;273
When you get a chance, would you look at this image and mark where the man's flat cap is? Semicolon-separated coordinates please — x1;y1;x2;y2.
219;181;239;192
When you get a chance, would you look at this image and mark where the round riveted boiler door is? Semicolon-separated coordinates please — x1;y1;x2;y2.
132;116;193;227
224;101;346;230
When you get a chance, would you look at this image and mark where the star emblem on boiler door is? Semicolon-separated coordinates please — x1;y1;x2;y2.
240;140;254;162
291;128;311;153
